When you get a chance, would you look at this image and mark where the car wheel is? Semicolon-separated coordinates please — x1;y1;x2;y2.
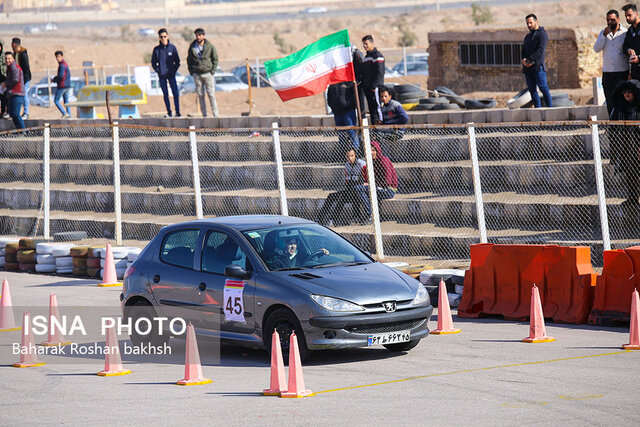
264;308;310;364
383;339;420;352
126;300;170;347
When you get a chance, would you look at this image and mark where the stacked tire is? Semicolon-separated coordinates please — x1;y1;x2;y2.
419;269;466;308
0;238;19;269
99;246;133;280
52;244;75;275
18;238;46;272
35;242;59;274
4;242;19;271
71;246;89;276
392;84;428;104
415;97;460;111
127;248;142;270
86;246;104;278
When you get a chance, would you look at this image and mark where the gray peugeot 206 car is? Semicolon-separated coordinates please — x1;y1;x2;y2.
121;215;433;360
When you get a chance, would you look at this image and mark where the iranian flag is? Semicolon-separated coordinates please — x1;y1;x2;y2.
265;30;354;102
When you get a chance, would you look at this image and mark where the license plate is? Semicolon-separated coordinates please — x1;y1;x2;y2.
367;331;410;346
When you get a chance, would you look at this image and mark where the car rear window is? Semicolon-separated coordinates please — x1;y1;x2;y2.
160;229;198;269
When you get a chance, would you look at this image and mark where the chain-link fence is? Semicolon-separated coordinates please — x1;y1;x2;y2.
0;120;639;267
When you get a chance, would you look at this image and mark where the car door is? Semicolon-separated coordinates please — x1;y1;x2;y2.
194;229;256;334
149;228;204;326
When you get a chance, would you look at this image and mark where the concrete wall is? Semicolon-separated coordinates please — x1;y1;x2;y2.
1;105;608;132
428;29;580;93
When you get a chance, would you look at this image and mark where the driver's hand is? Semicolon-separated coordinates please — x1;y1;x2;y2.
320;248;329;255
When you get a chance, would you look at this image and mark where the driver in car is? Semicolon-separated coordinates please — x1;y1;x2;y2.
271;237;329;270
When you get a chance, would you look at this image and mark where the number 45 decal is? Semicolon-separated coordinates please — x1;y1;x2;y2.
225;296;243;315
223;280;246;322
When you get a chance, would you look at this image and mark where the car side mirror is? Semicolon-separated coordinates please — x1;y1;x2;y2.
224;264;251;280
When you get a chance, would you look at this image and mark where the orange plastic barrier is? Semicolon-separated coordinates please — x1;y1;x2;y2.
588;246;640;326
458;244;596;324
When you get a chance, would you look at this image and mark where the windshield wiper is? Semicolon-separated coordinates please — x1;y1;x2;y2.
274;267;306;271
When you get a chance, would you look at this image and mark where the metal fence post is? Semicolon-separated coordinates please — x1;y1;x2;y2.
255;57;261;88
362;118;385;260
112;122;122;245
272;122;288;216
590;115;611;251
467;122;488;243
43;123;50;239
46;69;53;108
189;126;204;219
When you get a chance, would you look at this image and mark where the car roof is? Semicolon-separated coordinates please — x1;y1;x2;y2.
166;215;314;232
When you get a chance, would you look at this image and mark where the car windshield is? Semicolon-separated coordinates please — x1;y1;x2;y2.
216;76;240;84
242;224;372;271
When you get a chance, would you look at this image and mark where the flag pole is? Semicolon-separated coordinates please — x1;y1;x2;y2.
352;79;363;127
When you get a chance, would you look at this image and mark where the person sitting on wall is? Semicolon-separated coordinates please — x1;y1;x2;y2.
355;140;398;224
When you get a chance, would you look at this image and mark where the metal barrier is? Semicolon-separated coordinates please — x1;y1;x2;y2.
1;118;639;267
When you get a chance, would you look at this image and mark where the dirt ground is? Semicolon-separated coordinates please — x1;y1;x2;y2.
0;0;615;119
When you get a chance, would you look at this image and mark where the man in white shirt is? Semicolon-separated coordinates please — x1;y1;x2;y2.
594;9;629;115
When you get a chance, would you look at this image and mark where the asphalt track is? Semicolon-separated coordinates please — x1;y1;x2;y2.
1;270;639;425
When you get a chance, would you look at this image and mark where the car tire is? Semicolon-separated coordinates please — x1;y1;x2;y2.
383;339;420;352
264;308;310;364
431;103;461;110
464;98;497;109
126;300;170;347
419;97;450;105
507;89;531;110
433;86;459;97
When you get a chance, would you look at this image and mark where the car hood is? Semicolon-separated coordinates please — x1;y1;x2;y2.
273;262;418;305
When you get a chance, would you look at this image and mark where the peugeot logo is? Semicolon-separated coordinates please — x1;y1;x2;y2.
383;301;397;313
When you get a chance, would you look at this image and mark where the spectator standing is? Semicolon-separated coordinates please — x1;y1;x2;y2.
0;40;7;119
377;85;409;157
361;35;385;124
355;140;398;222
521;14;553;108
318;149;366;227
608;80;640;207
327;81;360;151
187;28;219;118
623;3;640;80
51;50;71;118
2;51;25;129
11;38;30;119
152;28;181;118
594;9;629;116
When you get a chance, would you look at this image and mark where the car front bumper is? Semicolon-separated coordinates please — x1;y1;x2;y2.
305;305;433;349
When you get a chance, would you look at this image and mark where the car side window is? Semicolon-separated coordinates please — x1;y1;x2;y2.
202;231;248;275
160;229;198;269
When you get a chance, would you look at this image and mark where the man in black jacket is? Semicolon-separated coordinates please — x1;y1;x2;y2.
361;35;385;124
623;3;640;80
327;81;360;151
152;28;181;117
521;14;553;108
11;38;30;119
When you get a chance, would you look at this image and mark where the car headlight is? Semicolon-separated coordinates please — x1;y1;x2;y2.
310;294;364;312
412;285;430;305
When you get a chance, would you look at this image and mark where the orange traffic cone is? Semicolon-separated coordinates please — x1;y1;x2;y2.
13;311;45;368
97;325;131;376
177;322;212;386
523;285;555;343
263;330;287;396
430;279;461;335
280;332;313;398
41;293;72;346
0;278;20;332
98;242;121;287
623;289;640;350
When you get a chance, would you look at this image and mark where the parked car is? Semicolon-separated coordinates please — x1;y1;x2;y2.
44;22;58;31
23;26;41;34
137;28;155;37
180;73;248;93
105;72;186;96
302;6;327;13
28;77;86;107
392;53;429;76
230;65;271;88
121;215;433;361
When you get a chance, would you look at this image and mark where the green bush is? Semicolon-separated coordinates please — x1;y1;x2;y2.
471;3;493;26
398;26;418;47
180;26;193;42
